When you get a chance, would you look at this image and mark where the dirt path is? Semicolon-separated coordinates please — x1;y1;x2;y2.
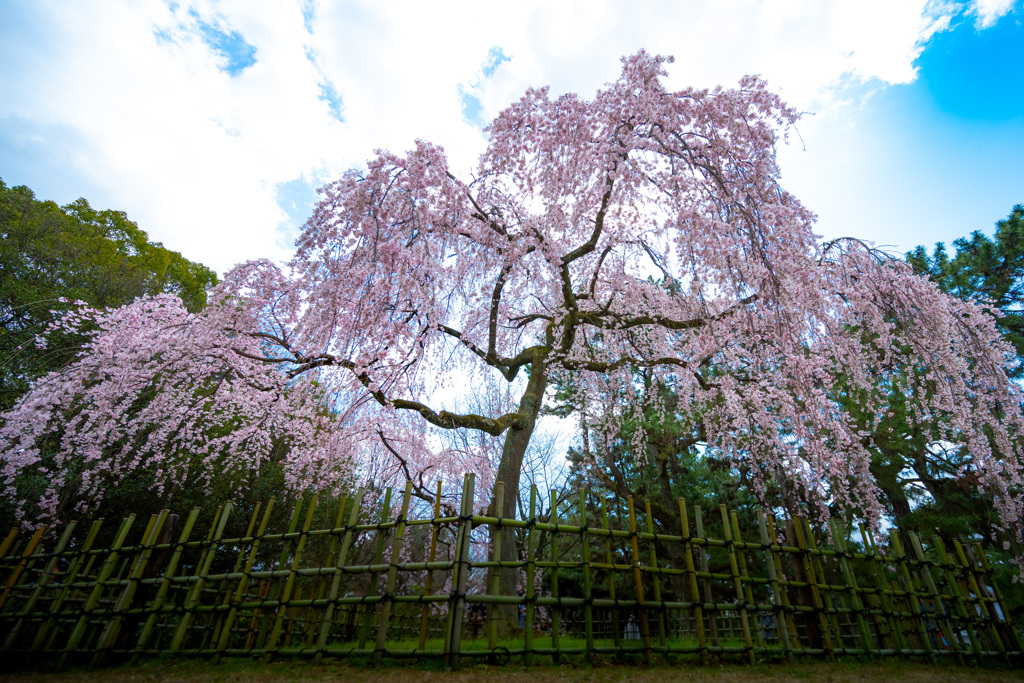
2;659;1023;683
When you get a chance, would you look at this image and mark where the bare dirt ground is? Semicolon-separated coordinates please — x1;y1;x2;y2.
2;659;1023;683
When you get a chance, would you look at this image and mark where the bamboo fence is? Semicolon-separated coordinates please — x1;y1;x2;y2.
0;473;1021;670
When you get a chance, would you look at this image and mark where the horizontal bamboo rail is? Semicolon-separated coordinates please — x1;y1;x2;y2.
1;474;1020;670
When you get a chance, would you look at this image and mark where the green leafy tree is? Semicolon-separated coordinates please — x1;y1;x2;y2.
0;179;218;410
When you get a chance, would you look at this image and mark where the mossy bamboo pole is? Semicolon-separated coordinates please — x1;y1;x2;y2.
486;481;504;653
644;501;666;651
767;514;800;652
93;511;170;666
3;521;77;650
907;531;962;664
626;495;652;665
730;509;761;652
0;525;47;612
827;519;872;656
210;503;263;654
30;518;104;653
578;489;594;659
314;488;364;662
264;495;319;663
600;496;619;650
932;535;981;661
169;503;232;653
888;530;935;663
417;482;442;651
59;515;136;669
524;485;537;666
757;510;791;660
549;489;561;663
358;489;392;652
446;473;475;670
214;500;275;659
132;508;200;662
792;517;836;657
955;540;1007;661
719;506;754;664
374;482;413;665
861;523;906;656
694;506;719;649
969;542;1023;654
680;500;707;663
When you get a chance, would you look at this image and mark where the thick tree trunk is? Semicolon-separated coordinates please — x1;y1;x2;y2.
488;356;547;635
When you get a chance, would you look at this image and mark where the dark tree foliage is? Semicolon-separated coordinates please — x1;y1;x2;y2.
0;179;218;410
907;204;1024;375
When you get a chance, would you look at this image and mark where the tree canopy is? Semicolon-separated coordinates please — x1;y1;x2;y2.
0;179;218;410
2;53;1022;577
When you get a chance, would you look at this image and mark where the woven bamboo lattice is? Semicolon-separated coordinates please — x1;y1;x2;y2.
1;473;1021;670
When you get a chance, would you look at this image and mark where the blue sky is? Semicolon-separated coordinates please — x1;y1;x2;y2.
0;1;1021;273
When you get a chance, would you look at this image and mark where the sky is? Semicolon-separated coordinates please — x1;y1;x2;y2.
1;0;1022;276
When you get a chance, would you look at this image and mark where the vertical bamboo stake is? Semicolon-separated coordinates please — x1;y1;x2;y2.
680;500;707;662
214;500;275;658
970;541;1024;654
694;506;719;649
861;524;906;655
3;521;77;650
888;530;935;663
793;518;837;656
487;481;505;653
626;496;652;665
731;510;762;652
374;482;413;665
549;490;561;663
210;503;263;653
719;505;754;664
907;531;962;664
524;485;537;666
955;540;1007;661
0;525;47;612
757;510;792;660
264;494;319;662
828;519;872;656
59;515;136;668
93;511;170;666
601;496;619;649
170;503;232;653
932;535;981;660
417;481;442;651
578;489;594;659
314;488;365;661
0;528;17;560
358;488;392;652
767;515;799;652
446;472;475;670
30;519;104;652
643;501;666;650
132;508;200;661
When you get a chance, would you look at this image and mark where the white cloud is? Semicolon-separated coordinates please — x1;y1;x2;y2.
0;0;988;273
971;0;1017;27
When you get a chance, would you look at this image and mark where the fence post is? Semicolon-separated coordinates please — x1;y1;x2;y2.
626;495;652;665
264;495;319;662
719;505;754;665
169;503;233;653
446;472;475;670
417;481;443;651
59;515;136;669
601;496;620;650
757;510;792;660
578;489;594;660
907;531;962;665
694;506;719;650
314;488;365;661
828;519;873;657
643;501;666;652
0;525;47;613
486;481;504;653
679;500;707;663
887;530;935;664
374;481;413;665
132;508;200;662
523;485;537;666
